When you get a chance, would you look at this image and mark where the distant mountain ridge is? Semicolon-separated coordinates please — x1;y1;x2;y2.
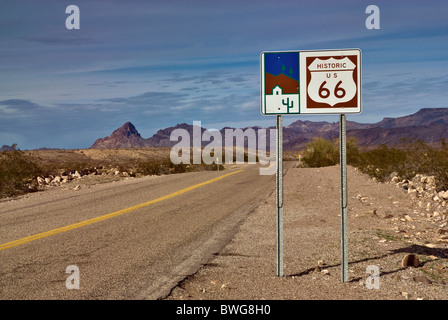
282;108;448;149
89;108;448;150
90;122;149;149
0;145;16;151
374;108;448;129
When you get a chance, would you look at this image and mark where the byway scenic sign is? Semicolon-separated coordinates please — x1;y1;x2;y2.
262;51;300;114
261;49;361;115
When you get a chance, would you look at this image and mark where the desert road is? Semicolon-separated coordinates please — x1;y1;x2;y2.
0;163;286;299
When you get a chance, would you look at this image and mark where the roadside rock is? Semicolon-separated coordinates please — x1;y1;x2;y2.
52;176;61;185
27;164;136;192
363;209;377;216
402;254;420;268
413;276;432;285
389;173;447;243
441;190;448;200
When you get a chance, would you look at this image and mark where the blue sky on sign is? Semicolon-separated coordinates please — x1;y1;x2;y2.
264;52;299;80
0;0;447;149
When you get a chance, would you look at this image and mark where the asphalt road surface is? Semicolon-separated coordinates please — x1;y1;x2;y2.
0;164;280;299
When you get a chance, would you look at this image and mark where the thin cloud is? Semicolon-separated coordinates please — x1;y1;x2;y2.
21;34;97;46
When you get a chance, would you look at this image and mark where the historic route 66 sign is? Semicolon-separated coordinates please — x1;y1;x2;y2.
261;49;361;115
300;49;361;114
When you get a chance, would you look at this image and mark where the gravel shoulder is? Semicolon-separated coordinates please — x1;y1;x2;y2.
165;164;448;300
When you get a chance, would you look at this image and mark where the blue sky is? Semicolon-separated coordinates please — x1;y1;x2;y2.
0;0;447;149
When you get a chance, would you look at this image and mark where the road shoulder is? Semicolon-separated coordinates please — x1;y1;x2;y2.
165;165;448;300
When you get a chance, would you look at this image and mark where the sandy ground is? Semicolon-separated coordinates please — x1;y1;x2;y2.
165;165;448;300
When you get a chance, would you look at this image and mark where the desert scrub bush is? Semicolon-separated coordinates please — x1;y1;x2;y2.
0;144;41;197
299;136;448;190
135;160;167;175
355;144;407;182
134;159;189;175
302;137;339;167
430;147;448;192
400;140;448;191
302;136;362;168
353;140;448;191
346;137;363;166
134;157;223;176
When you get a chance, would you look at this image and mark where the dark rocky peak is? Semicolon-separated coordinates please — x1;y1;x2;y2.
112;121;141;138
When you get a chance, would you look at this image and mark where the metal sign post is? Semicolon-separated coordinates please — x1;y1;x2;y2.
276;115;283;277
339;114;348;282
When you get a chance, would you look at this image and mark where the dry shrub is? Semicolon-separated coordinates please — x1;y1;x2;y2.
0;145;41;197
302;137;339;167
301;137;448;191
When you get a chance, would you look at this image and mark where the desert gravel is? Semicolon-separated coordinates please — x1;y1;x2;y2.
165;165;448;300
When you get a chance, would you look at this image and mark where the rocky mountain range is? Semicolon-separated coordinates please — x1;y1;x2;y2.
89;108;448;150
0;144;16;152
90;122;147;149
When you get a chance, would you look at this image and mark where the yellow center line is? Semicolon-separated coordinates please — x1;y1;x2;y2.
0;169;244;252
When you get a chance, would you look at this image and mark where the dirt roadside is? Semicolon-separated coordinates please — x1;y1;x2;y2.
165;164;448;300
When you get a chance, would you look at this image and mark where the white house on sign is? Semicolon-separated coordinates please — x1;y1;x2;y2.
273;86;281;95
265;85;299;114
